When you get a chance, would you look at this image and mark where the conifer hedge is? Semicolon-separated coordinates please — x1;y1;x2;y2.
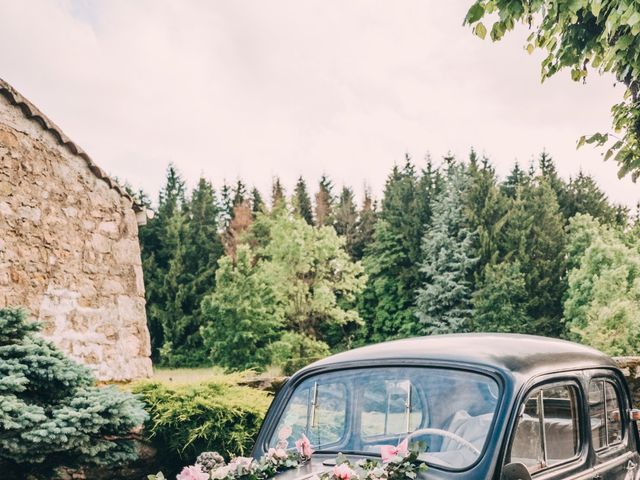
133;379;272;476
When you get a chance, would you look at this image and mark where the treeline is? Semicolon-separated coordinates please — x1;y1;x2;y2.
137;150;639;371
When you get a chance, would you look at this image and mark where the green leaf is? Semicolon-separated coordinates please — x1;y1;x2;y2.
591;0;602;17
526;43;535;54
577;135;586;148
466;2;486;24
604;148;614;161
474;22;488;39
490;21;506;41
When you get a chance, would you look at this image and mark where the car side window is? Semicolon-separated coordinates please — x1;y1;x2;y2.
589;379;623;450
509;384;581;473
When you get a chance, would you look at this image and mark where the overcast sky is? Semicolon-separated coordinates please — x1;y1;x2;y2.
1;0;637;207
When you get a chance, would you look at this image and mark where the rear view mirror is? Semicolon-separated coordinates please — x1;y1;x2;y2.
501;462;532;480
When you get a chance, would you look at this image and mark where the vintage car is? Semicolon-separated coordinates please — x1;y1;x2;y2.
252;334;640;480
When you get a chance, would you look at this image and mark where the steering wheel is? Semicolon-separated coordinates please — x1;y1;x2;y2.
405;428;480;456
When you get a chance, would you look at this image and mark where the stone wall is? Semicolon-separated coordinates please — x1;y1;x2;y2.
0;91;152;381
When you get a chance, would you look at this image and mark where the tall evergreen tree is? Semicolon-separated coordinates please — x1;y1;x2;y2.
314;175;335;227
464;152;508;271
156;210;190;364
292;176;314;225
538;151;572;221
250;187;265;217
566;171;618;225
472;261;531;333
232;180;248;207
415;163;478;334
360;156;438;341
501;178;566;337
333;186;358;257
219;182;234;228
139;164;186;362
501;162;528;199
271;177;286;211
223;200;253;258
161;178;225;366
352;188;377;261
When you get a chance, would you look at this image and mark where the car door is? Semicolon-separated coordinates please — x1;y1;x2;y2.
588;373;640;480
502;379;594;480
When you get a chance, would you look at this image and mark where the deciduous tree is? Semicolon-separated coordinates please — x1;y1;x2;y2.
465;0;640;179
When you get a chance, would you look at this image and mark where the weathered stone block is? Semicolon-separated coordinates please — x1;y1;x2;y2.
112;238;141;265
16;205;41;222
101;278;125;295
90;233;111;254
0;201;13;215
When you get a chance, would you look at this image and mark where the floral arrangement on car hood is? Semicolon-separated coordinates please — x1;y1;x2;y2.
148;427;428;480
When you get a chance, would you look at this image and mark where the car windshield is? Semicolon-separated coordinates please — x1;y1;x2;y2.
268;367;500;470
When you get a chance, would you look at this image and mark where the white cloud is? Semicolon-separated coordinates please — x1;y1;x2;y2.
0;0;635;207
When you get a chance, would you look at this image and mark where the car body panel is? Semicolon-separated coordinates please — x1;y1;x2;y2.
252;334;640;480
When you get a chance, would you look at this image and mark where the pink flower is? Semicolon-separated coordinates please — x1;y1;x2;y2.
380;438;409;462
295;433;314;458
333;463;355;480
176;465;209;480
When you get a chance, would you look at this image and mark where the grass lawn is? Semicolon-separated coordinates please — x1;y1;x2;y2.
150;366;227;386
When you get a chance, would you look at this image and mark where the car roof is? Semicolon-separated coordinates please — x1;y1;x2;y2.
305;333;617;378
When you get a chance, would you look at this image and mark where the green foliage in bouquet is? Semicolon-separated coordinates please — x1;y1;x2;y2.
0;307;148;478
133;378;271;475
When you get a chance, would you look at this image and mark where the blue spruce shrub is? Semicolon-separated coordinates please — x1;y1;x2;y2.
0;307;148;478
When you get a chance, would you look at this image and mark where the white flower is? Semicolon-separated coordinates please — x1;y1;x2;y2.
209;465;232;479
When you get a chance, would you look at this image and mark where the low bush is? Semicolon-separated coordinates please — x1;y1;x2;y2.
0;307;147;479
268;331;331;375
133;376;272;476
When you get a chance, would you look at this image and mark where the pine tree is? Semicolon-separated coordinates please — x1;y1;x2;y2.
271;177;286;211
139;164;186;362
472;261;531;333
538;151;572;221
250;187;265;217
360;156;439;341
352;188;377;261
415;163;478;334
292;176;314;225
333;186;358;257
223;200;253;258
501;162;528;198
314;175;335;227
464;152;509;271
159;178;225;366
0;308;147;478
219;182;234;228
232;180;247;207
501;178;566;336
156;208;190;365
566;171;618;225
